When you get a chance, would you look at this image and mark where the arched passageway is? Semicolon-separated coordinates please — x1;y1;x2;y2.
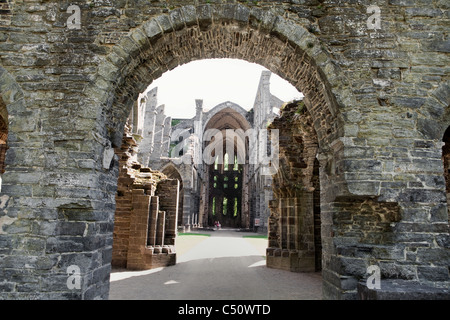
91;7;343;300
0;2;448;301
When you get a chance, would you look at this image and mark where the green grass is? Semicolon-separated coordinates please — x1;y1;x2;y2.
178;233;211;237
242;235;268;239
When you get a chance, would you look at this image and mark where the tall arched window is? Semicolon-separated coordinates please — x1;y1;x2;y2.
223;153;229;171
209;150;243;227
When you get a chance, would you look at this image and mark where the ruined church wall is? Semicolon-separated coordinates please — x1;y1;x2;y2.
0;0;447;299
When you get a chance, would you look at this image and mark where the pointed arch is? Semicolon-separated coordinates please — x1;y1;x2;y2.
161;163;184;190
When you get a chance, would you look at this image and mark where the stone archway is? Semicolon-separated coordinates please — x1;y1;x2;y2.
0;1;448;301
0;3;385;300
267;99;322;273
87;5;347;300
161;164;185;230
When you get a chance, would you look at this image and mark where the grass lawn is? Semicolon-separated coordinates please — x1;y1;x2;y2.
242;235;268;239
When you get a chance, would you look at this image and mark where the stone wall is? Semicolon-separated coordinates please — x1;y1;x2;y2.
269;100;450;299
0;94;7;175
0;0;448;299
267;101;321;273
156;179;180;246
112;129;178;271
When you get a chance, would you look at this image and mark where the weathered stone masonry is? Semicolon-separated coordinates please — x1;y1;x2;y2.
0;0;448;300
112;126;178;271
267;101;322;273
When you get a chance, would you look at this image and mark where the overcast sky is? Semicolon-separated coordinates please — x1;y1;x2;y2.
145;59;303;119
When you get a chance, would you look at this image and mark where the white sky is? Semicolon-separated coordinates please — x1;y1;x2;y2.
145;59;303;119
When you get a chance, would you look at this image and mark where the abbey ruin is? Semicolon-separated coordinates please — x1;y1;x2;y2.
133;71;281;233
0;0;449;300
111;70;282;271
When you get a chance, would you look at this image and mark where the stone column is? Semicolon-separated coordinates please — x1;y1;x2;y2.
149;105;166;163
127;190;151;270
182;188;192;232
295;194;316;272
137;88;158;165
147;196;159;247
155;211;165;247
157;179;179;245
161;116;172;158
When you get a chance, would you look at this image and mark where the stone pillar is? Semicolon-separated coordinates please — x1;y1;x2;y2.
147;196;159;247
156;211;165;246
161;116;172;158
157;179;179;246
295;194;316;272
127;190;151;270
253;71;272;129
182;188;192;232
280;198;288;250
198;182;205;228
137;88;158;165
149;105;166;163
267;194;316;273
268;199;279;248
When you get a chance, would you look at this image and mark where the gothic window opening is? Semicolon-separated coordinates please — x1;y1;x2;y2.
202;105;254;230
214;155;219;171
224;153;229;171
223;197;228;216
209;149;243;228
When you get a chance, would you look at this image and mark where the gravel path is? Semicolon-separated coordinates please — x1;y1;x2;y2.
109;229;322;300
